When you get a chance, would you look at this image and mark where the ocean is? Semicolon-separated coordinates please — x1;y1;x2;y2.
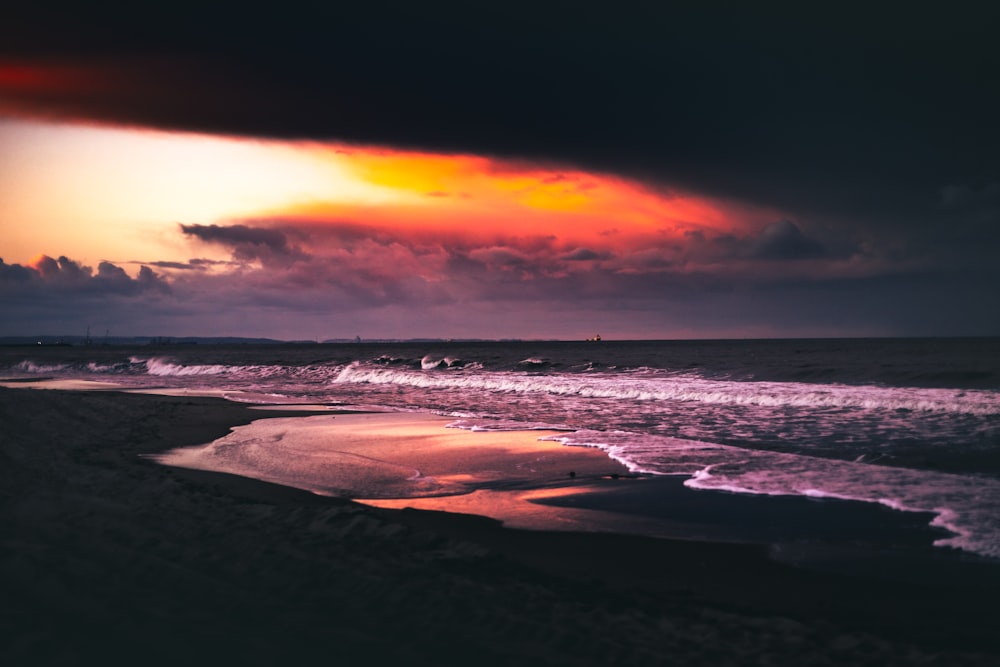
4;337;999;558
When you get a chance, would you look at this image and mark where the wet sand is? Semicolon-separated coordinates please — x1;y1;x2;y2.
154;412;631;500
3;386;1000;666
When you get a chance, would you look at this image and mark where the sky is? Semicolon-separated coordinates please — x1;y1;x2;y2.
1;2;998;340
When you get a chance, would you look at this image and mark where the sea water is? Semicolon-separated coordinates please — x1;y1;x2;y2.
4;338;999;557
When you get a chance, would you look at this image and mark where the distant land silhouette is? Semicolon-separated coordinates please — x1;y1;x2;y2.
0;336;523;346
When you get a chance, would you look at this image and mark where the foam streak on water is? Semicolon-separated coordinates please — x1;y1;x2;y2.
450;419;1000;558
685;459;1000;558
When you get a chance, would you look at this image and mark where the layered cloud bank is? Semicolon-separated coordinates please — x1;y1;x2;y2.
1;4;997;338
3;208;994;339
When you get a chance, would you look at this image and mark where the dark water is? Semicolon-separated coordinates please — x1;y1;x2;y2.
3;338;999;557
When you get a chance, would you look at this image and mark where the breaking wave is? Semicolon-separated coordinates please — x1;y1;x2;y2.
335;365;1000;416
144;357;234;376
14;360;70;373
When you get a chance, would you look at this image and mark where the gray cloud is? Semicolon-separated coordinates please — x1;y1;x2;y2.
143;260;195;270
681;221;840;265
467;247;530;269
940;183;1000;210
3;243;997;340
0;256;170;297
4;4;997;237
180;224;301;265
0;258;34;282
561;248;612;262
748;220;828;261
34;255;88;283
3;204;997;339
141;258;236;271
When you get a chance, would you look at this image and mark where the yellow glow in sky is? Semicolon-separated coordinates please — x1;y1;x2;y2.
283;149;751;249
1;116;768;275
0;117;402;266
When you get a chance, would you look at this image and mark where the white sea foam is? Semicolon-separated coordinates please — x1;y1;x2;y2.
418;355;472;370
55;356;997;418
138;358;343;382
684;451;1000;558
15;360;69;373
452;417;1000;558
85;362;121;373
144;357;233;376
447;418;574;433
334;365;1000;416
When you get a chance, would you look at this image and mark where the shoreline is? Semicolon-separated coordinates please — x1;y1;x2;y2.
3;385;1000;664
153;411;634;501
142;387;992;570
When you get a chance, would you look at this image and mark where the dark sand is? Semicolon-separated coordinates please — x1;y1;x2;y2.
2;386;1000;666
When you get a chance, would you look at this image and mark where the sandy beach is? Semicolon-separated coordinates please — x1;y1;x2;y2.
3;386;999;666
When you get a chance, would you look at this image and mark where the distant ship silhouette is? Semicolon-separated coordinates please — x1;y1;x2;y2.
586;334;602;342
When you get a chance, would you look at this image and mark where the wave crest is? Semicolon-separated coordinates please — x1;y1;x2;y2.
334;366;1000;416
14;360;69;373
144;357;232;376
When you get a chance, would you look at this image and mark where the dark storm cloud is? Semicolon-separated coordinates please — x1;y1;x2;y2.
747;221;828;261
3;2;998;234
939;182;1000;230
2;2;998;336
681;221;839;265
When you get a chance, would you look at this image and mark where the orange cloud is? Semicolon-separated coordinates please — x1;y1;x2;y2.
1;58;783;275
271;147;767;261
1;108;788;283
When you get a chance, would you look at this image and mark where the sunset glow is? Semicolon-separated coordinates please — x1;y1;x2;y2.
2;8;996;341
0;59;753;265
265;148;762;261
4;10;1000;667
0;119;405;265
1;116;761;272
